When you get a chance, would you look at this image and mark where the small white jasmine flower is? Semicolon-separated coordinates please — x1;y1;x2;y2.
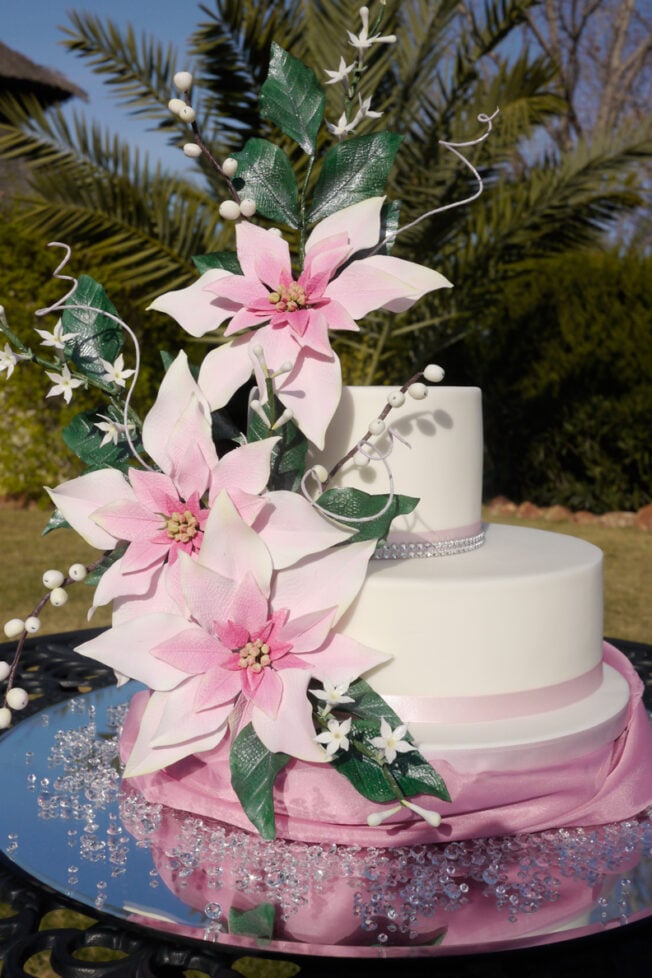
45;364;83;404
347;6;397;52
371;717;415;764
313;680;355;715
34;320;79;351
0;343;18;379
315;717;352;756
355;95;383;121
326;111;358;137
99;354;136;388
324;56;356;85
94;414;135;447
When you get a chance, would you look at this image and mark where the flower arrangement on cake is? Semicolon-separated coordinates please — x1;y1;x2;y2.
0;4;497;839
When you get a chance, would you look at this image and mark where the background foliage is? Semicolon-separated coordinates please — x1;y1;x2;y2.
0;0;650;510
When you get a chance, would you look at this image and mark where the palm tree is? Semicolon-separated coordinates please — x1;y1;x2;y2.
0;0;649;384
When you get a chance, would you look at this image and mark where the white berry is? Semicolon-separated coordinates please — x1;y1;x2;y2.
24;617;41;634
178;105;196;124
387;390;405;408
43;569;64;589
354;451;370;466
239;198;257;218
424;363;445;383
369;418;385;435
311;465;328;483
68;563;87;582
222;157;238;177
3;618;24;639
0;661;10;681
6;687;28;710
168;97;186;117
0;708;11;729
183;143;202;158
50;587;68;607
407;382;427;400
173;70;193;92
219;200;241;221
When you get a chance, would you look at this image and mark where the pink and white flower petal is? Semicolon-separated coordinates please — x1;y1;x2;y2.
148;269;234;338
93;560;166;612
123;690;229;776
210;439;278;502
75;614;193;689
307;631;390;686
176;554;241;630
127;468;179;515
272;539;376;623
92;497;165;547
325;254;452;320
232;220;292;283
252;668;327;762
305;197;386;256
274;607;336;657
241;664;284;718
142;352;204;460
197;491;273;593
47;468;133;550
149;678;235;746
274;349;342;449
254;491;352;569
198;338;257;411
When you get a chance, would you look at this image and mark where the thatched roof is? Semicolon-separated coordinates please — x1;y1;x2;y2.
0;41;87;108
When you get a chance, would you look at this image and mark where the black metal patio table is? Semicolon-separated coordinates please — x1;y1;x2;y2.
1;630;651;978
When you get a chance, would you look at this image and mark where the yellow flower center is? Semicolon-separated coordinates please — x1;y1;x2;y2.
268;283;307;313
237;638;272;673
164;510;199;543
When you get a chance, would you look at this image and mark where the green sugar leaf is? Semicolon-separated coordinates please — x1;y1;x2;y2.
308;132;403;224
316;487;419;543
192;252;242;275
61;275;123;379
260;43;325;155
230;723;291;840
233;138;300;228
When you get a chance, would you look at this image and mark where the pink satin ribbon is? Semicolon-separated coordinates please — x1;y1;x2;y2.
388;520;484;543
383;661;604;722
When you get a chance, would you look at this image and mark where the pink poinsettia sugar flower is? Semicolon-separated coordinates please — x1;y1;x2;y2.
46;352;275;615
76;491;387;775
150;197;452;447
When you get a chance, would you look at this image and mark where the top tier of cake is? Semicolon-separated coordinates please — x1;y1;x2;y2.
315;386;483;540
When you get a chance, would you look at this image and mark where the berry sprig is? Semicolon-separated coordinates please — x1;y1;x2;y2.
0;558;105;729
168;71;257;223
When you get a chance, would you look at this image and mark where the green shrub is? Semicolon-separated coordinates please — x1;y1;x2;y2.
447;249;652;512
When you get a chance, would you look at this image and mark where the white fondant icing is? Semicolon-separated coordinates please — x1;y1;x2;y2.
314;386;483;537
342;524;604;698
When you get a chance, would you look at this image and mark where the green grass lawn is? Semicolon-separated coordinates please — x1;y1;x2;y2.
0;504;649;644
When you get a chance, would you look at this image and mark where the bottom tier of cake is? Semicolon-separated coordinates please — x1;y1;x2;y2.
119;643;652;845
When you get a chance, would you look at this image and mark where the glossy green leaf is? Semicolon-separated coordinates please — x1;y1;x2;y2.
260;43;325;155
316;487;419;543
331;731;397;804
308;132;403;223
61;275;123;379
230;723;291;840
41;508;70;536
192;251;242;275
393;751;451;802
346;677;406;726
228;903;275;940
233;138;300;228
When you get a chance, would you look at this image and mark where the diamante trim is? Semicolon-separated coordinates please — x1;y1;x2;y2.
373;529;486;560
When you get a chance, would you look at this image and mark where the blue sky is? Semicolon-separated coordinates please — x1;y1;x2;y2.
4;0;205;171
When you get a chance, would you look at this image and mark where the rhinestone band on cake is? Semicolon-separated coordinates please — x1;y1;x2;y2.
374;529;486;560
